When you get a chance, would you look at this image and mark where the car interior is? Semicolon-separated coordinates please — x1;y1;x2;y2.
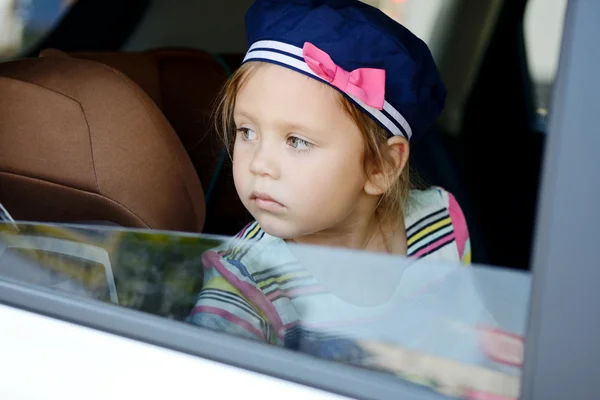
0;0;557;272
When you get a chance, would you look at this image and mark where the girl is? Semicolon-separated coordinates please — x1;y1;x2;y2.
189;0;473;356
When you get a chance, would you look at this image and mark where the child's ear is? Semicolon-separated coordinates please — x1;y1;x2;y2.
364;136;410;196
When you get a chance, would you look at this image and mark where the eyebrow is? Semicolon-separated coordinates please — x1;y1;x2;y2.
233;110;256;121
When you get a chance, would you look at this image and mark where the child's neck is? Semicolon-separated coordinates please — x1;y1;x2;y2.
290;214;407;255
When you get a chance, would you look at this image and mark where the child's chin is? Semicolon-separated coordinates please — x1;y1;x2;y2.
255;216;305;240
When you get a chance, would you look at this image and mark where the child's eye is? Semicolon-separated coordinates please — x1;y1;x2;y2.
237;127;257;141
287;136;313;150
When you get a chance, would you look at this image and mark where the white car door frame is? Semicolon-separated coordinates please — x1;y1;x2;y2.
0;274;451;400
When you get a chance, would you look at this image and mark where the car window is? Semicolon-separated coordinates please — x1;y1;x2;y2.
524;0;568;130
0;0;76;60
0;222;529;399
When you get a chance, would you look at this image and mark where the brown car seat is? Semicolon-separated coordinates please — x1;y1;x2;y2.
0;55;205;232
39;48;251;235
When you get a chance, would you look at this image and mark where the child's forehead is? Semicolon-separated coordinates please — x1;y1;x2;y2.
234;64;358;136
236;63;342;115
242;62;331;95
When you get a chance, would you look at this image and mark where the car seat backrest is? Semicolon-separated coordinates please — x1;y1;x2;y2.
39;48;251;235
0;56;205;232
40;48;226;193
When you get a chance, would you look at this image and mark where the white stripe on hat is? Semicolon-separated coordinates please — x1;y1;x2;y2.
243;40;412;139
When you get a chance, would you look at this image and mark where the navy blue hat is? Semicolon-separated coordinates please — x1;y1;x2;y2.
243;0;446;140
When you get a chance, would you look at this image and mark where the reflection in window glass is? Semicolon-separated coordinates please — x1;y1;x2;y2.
0;0;76;60
524;0;568;120
0;222;530;399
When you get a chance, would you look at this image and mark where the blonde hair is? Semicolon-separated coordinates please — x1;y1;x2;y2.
215;62;413;226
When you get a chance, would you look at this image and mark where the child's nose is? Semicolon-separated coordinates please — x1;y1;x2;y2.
249;140;280;179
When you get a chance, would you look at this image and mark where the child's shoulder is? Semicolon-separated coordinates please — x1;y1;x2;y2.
405;186;458;217
405;186;471;262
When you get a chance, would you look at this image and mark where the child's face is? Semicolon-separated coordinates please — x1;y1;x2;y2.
232;63;377;239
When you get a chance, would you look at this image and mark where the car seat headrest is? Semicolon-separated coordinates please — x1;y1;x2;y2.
0;56;205;232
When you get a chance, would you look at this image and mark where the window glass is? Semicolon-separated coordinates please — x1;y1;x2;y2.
0;222;530;399
524;0;568;126
0;0;76;61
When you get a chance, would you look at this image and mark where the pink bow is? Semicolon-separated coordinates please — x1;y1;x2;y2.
302;42;386;110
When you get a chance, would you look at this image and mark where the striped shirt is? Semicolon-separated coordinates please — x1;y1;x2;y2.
188;187;480;366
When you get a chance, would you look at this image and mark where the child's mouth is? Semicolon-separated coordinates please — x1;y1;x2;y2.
250;191;285;211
